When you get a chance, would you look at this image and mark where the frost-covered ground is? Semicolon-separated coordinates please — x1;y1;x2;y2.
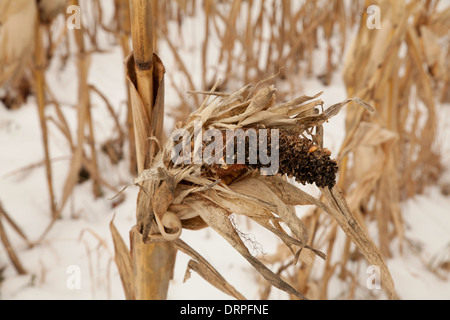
1;1;450;300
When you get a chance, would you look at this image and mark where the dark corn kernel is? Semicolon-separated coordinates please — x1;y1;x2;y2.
197;129;338;188
276;131;338;188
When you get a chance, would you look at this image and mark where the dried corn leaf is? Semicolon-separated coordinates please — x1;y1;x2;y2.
271;92;324;114
203;190;274;220
126;55;152;173
238;110;285;127
241;86;277;116
262;175;324;207
110;217;135;300
133;167;169;185
0;202;27;275
184;260;245;299
289;100;323;117
324;98;375;118
229;178;309;246
322;186;398;300
176;238;246;300
189;196;307;300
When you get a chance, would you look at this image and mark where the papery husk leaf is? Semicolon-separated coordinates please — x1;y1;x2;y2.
239;110;285;127
270;92;324;114
212;84;252;114
289;100;324;117
217;86;275;124
229;178;309;245
181;215;209;230
189;196;307;300
175;238;246;300
240;85;277;117
323;97;375;120
184;260;246;300
203;189;274;220
322;186;398;300
152;180;175;218
134;167;169;185
110;216;135;300
126;52;167;237
199;191;321;259
251;216;326;261
261;175;322;207
262;175;397;277
126;57;151;173
211;100;251;121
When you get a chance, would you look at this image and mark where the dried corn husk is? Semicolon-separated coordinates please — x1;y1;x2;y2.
134;82;396;299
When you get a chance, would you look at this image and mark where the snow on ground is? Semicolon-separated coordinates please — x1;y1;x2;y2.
1;1;450;300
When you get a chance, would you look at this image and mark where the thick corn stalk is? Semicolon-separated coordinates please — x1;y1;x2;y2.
123;0;177;300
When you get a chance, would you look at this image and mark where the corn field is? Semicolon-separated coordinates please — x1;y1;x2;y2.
0;0;449;301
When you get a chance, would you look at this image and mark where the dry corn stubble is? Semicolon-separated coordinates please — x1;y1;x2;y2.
154;0;360;124
0;201;29;275
340;0;447;261
0;0;125;273
273;0;449;300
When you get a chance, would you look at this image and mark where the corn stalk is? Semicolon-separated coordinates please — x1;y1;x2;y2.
114;0;138;175
60;0;102;216
118;0;177;300
33;11;57;219
0;201;28;275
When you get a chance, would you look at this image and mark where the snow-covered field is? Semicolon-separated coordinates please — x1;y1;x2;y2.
1;1;449;300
